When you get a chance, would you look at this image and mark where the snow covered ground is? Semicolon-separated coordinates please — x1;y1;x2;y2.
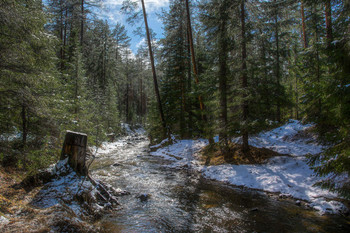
150;120;349;215
31;159;97;216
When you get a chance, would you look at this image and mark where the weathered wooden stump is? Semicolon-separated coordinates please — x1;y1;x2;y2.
60;130;88;176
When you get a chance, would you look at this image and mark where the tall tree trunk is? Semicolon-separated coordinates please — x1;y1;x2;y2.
80;0;84;46
141;0;167;135
300;0;308;49
125;57;130;123
241;0;249;153
185;0;213;143
186;26;193;137
325;0;333;48
21;104;27;148
179;10;186;138
313;4;322;118
74;52;79;114
218;3;228;144
140;77;143;117
312;3;322;122
126;81;129;123
102;26;107;87
60;0;64;70
139;58;145;119
63;9;67;69
274;0;281;122
295;67;299;119
259;29;271;119
185;0;204;111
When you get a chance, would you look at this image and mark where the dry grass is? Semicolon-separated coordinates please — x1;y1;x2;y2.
200;142;288;166
0;167;28;215
0;167;99;232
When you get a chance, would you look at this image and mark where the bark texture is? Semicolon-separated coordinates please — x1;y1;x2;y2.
60;131;88;176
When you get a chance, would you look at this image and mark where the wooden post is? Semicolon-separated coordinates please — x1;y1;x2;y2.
60;130;88;175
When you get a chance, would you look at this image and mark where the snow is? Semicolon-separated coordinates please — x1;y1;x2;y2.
0;216;10;225
245;119;324;156
32;158;96;216
150;120;348;215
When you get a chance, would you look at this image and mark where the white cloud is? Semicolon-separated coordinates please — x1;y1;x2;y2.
136;38;160;50
102;0;169;11
136;38;146;48
125;47;136;60
98;0;169;26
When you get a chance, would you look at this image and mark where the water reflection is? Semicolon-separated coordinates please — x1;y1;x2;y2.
91;136;350;232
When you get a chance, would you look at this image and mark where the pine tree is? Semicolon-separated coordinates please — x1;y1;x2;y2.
307;0;350;198
0;0;58;166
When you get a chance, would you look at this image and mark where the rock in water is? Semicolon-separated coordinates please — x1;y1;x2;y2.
138;193;150;202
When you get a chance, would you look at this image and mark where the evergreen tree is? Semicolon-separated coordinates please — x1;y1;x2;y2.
0;0;58;166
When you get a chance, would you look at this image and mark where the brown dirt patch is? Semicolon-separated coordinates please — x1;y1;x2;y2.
200;142;288;165
0;167;28;215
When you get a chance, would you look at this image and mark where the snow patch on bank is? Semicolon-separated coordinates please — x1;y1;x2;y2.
31;159;105;217
150;120;348;215
233;119;324;156
0;216;10;225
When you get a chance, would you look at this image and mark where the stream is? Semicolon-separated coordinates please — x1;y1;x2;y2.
90;134;350;232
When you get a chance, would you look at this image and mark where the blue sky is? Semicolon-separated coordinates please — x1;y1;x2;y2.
95;0;170;53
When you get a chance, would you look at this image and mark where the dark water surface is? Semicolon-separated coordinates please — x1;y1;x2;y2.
90;135;350;233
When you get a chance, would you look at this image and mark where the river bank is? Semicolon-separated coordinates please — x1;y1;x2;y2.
149;120;350;215
2;122;350;232
0;166;103;232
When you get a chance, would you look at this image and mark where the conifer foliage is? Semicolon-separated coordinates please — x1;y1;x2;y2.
0;0;151;170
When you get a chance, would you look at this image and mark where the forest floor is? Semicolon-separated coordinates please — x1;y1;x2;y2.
0;165;105;232
149;120;350;215
201;141;288;165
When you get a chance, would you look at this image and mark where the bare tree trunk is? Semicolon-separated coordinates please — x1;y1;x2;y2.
126;81;129;123
80;0;84;46
241;0;249;153
179;11;186;138
140;76;143;116
295;68;299;119
74;53;79;114
186;28;193;137
185;0;204;111
274;0;281;122
21;104;27;148
313;4;322;117
141;0;167;135
63;9;67;69
300;0;308;49
185;0;214;144
325;0;333;48
60;0;64;70
218;3;228;144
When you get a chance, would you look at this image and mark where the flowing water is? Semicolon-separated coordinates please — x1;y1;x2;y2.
90;134;350;233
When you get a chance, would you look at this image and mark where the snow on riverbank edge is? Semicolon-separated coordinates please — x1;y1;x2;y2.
150;120;349;215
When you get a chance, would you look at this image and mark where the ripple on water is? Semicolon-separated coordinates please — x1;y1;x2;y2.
92;136;350;233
